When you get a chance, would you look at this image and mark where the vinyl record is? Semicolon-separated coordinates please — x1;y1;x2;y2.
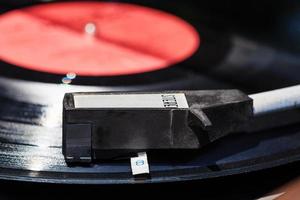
0;1;300;184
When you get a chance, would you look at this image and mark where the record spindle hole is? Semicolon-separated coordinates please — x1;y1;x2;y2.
85;22;97;36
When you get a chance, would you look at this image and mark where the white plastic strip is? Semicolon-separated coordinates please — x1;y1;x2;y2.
74;93;189;109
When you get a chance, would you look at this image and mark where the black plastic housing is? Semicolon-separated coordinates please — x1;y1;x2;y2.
63;90;253;163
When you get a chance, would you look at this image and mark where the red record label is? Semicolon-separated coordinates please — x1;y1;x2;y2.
0;2;200;76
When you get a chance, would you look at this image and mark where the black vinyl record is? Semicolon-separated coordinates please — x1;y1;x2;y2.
0;0;300;185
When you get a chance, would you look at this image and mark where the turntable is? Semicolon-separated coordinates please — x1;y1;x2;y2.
0;0;300;199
